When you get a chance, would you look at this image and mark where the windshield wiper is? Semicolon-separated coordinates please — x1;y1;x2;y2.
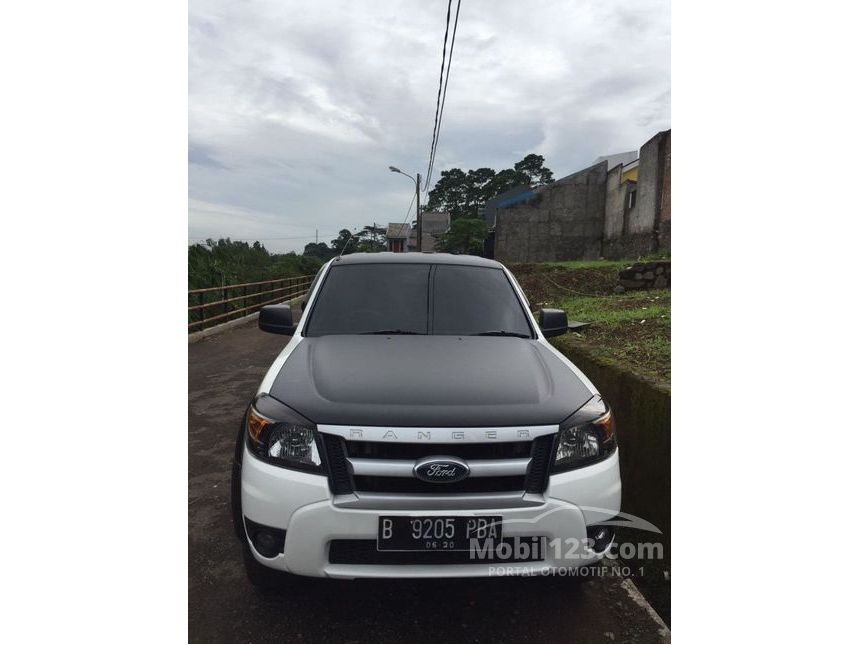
470;331;531;338
360;329;422;335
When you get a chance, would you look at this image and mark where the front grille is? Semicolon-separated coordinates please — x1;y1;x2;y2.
346;441;533;460
328;538;546;565
320;430;556;496
351;475;524;494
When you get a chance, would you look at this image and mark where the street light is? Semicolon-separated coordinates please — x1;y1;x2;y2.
389;166;421;251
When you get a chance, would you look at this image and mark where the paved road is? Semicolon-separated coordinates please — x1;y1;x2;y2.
188;320;670;643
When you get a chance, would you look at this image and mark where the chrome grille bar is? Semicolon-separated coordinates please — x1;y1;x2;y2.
347;457;531;478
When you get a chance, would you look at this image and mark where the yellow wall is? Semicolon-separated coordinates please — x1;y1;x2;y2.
622;166;639;183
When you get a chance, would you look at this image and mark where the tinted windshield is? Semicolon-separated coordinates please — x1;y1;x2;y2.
305;263;533;337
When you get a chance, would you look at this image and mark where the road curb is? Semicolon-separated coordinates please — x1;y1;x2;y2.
621;577;671;642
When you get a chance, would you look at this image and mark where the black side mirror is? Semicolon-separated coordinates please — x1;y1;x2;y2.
259;304;296;335
539;308;568;337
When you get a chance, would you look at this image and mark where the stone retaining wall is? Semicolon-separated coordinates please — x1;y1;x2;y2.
617;261;671;291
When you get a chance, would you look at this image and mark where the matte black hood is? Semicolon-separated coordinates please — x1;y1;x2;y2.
268;335;592;427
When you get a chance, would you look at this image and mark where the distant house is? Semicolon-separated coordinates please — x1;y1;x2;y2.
407;211;451;252
385;222;410;253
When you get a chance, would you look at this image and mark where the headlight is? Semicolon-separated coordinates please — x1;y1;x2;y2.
553;397;616;472
246;398;323;472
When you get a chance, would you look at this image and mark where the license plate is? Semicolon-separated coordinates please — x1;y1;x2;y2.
377;515;503;551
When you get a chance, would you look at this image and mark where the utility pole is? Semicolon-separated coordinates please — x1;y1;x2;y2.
416;172;421;252
388;166;422;252
315;228;318;244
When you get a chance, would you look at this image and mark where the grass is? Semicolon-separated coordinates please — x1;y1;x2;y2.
541;258;631;271
549;289;671;383
541;252;670;271
512;258;671;383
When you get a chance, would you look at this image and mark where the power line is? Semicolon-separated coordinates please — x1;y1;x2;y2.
425;0;462;197
423;0;453;193
399;191;418;232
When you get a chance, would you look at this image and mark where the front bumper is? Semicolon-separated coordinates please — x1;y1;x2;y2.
241;444;621;578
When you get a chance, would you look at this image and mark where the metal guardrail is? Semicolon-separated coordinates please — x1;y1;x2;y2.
188;274;314;332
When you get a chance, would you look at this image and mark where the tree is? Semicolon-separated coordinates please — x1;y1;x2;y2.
437;218;488;255
354;224;387;253
465;167;497;218
514;153;554;186
426;154;554;222
303;242;334;260
188;238;323;292
485;168;529;200
330;229;355;255
426;168;469;219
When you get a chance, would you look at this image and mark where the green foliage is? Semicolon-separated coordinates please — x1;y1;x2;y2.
188;220;391;292
355;224;387;253
188;238;323;290
514;153;554;186
303;242;335;260
426;168;470;219
426;154;553;220
328;226;388;256
437;218;488;255
330;229;354;255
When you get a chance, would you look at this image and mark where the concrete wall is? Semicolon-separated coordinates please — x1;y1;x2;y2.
604;163;626;240
603;230;654;260
494;162;607;264
493;129;671;263
657;132;671;251
629;132;661;235
602;159;654;260
602;129;671;260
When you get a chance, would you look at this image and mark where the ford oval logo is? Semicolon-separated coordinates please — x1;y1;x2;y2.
413;456;470;483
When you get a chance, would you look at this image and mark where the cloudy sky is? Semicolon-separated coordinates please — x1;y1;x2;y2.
189;0;670;253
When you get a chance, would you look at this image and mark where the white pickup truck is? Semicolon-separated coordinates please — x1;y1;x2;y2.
231;252;621;589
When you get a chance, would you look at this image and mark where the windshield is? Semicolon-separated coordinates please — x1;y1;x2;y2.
304;263;533;337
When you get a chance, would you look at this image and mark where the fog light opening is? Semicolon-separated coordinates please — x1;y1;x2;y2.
245;517;286;558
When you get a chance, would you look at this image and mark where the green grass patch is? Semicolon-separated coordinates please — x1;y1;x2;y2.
511;259;671;383
541;258;631;271
545;290;671;383
556;290;670;324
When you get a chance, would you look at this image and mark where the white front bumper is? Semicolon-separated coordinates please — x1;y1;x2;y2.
241;444;621;578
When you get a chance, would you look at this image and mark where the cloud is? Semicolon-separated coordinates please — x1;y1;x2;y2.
189;0;670;253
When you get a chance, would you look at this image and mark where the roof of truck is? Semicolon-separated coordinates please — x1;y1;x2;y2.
331;252;504;269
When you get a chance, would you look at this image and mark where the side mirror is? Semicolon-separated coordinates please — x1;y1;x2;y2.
259;304;296;335
539;308;568;337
